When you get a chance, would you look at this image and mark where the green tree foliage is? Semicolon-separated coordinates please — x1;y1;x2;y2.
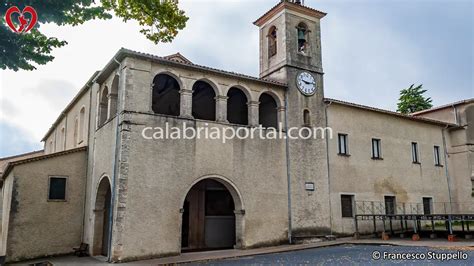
1;0;188;71
397;84;433;114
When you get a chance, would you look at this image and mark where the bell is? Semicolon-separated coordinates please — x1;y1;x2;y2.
298;30;306;41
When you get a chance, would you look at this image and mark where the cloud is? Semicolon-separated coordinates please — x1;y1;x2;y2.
23;79;76;107
0;0;472;156
0;98;19;117
0;121;42;158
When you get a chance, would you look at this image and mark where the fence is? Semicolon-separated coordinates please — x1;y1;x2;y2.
353;201;474;237
355;201;474;216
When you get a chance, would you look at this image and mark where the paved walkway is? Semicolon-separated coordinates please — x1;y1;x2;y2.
14;238;474;265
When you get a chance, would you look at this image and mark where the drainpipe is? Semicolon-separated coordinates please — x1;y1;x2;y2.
441;126;453;211
80;82;93;244
284;90;292;244
107;57;123;261
324;100;333;235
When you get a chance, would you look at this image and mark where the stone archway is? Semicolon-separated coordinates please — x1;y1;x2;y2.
93;177;112;256
181;177;244;251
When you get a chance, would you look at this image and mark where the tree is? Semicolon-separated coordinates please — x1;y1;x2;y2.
1;0;188;71
397;84;433;114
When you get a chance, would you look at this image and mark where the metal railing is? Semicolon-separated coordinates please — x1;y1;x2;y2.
354;201;474;216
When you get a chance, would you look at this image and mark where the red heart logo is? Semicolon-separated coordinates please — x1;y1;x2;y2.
5;6;38;33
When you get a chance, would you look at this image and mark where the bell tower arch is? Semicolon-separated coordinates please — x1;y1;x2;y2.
254;0;325;82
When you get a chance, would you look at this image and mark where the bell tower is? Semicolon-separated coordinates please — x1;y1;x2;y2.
254;0;332;239
254;0;325;82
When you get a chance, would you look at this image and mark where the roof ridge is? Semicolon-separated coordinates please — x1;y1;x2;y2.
116;48;287;87
1;147;87;181
324;98;455;126
0;150;44;161
411;98;474;115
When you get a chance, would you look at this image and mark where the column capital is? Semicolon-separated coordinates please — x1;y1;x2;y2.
277;106;286;112
234;209;245;215
215;95;229;101
179;89;193;95
247;101;260;107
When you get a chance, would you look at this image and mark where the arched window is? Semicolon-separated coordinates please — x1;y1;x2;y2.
109;75;119;118
192;81;216;121
59;127;65;150
79;107;86;143
227;87;248;125
152;74;180;116
73;117;78;147
98;86;109;126
303;109;311;126
297;22;308;54
259;93;278;128
268;26;277;58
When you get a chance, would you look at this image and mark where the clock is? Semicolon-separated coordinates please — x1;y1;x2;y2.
296;71;316;96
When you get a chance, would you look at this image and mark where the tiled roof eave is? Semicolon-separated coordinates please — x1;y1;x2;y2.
1;147;87;183
95;48;287;88
254;1;327;26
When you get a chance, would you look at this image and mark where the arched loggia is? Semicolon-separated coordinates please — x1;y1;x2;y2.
192;81;216;121
259;93;278;128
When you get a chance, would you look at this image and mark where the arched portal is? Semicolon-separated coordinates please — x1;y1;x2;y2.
181;178;243;251
93;177;112;256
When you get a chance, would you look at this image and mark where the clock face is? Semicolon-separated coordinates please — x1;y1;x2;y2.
296;72;316;96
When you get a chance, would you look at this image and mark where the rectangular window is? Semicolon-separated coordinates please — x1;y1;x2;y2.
48;177;67;200
412;142;419;163
341;195;354;218
384;196;396;215
434;146;441;166
372;138;382;159
423;197;433;215
471;179;474;197
338;134;348;155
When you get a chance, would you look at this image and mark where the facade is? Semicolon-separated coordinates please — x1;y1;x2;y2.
0;0;472;263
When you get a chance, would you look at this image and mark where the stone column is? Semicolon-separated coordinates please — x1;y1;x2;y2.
234;209;245;249
215;95;228;123
247;101;260;127
277;106;286;131
179;89;194;119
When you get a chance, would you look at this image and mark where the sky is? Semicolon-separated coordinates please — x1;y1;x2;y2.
0;0;473;157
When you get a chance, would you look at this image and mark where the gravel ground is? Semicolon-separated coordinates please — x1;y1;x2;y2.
187;244;474;265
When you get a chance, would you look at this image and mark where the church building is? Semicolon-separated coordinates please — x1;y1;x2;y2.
1;0;473;263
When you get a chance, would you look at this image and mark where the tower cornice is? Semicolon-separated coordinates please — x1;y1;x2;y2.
254;1;326;27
